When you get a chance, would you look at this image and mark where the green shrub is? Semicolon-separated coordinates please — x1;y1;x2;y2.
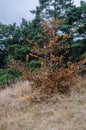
81;52;86;59
0;69;21;86
29;60;41;71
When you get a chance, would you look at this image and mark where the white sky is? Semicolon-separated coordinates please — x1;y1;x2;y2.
0;0;85;25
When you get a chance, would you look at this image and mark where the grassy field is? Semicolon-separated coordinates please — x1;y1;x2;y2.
0;78;86;130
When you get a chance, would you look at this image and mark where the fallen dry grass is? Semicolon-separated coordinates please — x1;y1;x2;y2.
0;78;86;130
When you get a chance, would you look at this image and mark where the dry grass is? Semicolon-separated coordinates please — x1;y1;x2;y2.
0;78;86;130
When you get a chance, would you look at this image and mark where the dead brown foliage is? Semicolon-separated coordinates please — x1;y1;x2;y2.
8;19;86;101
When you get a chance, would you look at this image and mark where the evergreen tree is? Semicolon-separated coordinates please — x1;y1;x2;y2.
65;1;86;61
31;0;74;19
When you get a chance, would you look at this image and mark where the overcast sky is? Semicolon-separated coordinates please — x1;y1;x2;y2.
0;0;86;25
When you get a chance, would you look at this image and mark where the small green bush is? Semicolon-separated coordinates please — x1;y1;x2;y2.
81;52;86;59
29;60;41;71
0;68;21;86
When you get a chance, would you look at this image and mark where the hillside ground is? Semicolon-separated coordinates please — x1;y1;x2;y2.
0;78;86;130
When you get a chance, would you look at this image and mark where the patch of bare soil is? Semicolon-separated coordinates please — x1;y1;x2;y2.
0;79;86;130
